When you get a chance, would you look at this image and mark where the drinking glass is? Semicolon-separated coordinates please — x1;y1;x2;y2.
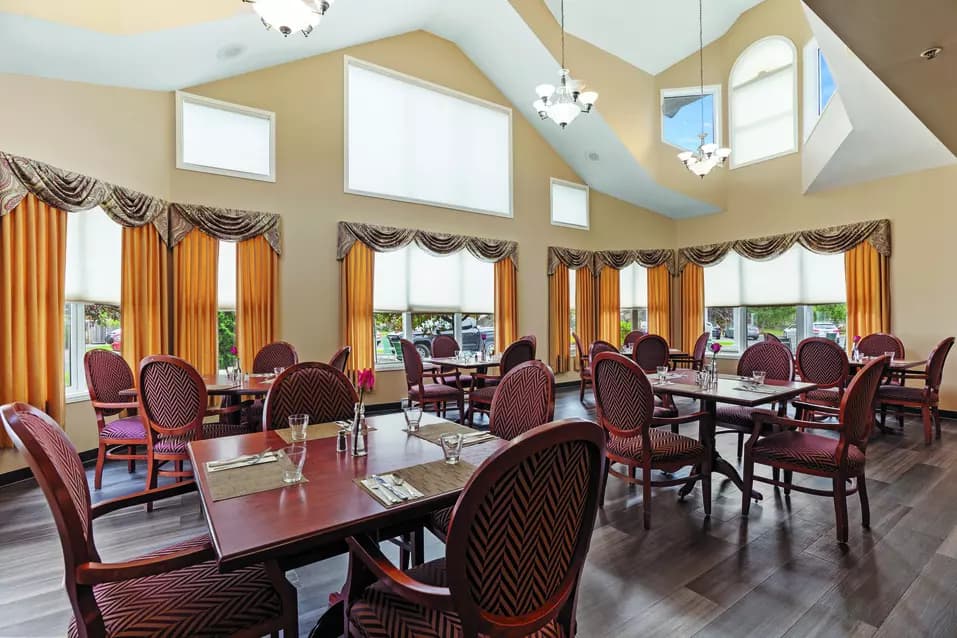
656;366;669;383
454;350;461;361
288;414;309;441
440;433;463;465
751;371;767;386
884;351;896;363
282;444;307;483
403;402;423;432
273;366;286;377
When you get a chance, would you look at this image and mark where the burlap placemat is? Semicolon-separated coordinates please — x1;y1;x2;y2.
275;421;378;444
355;459;477;508
205;451;308;502
409;421;495;447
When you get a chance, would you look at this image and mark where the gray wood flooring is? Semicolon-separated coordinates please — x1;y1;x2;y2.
2;388;957;637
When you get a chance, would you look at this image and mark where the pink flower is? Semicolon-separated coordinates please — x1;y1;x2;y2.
481;333;488;341
853;335;861;343
229;345;238;355
356;368;376;392
710;342;722;354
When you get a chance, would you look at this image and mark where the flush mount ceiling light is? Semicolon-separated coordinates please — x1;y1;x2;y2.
243;0;336;37
532;0;598;129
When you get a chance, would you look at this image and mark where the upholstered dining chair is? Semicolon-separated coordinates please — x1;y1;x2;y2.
253;340;299;373
83;350;146;490
877;336;954;445
0;402;299;638
262;362;358;431
794;337;850;420
519;334;538;358
466;338;535;425
742;356;888;543
344;419;605;638
427;360;556;543
429;334;472;390
329;345;351;373
857;332;905;359
592;352;712;529
572;331;591;402
632;334;679;422
673;331;709;371
623;330;647;348
400;339;465;422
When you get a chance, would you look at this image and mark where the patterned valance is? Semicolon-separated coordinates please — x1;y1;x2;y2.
337;221;517;266
676;219;891;273
548;246;677;276
169;204;281;255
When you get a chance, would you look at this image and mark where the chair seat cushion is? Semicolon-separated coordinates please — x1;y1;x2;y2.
410;384;464;401
653;405;678;419
714;405;764;431
100;416;146;441
468;386;496;406
439;373;473;388
877;385;925;403
580;367;592;379
153;435;189;456
752;431;865;475
203;422;253;439
427;506;453;541
67;535;284;638
803;388;842;406
349;558;565;638
606;430;705;465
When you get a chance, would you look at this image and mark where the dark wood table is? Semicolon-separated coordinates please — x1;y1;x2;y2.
848;357;926;371
620;346;686;358
119;374;275;399
422;355;501;371
650;369;818;501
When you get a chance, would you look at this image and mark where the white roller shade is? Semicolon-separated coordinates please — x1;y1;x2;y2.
551;179;589;228
704;252;742;307
372;244;493;313
218;241;236;311
65;207;121;305
619;264;648;308
372;247;409;312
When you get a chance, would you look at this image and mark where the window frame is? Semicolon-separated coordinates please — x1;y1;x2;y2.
549;177;590;230
802;39;837;141
704;303;847;357
659;84;724;151
65;301;88;402
343;55;514;219
175;90;277;183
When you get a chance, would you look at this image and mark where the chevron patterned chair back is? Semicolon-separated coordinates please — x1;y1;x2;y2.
519;334;538;358
329;346;351;373
499;338;535;374
0;402;299;637
623;330;646;347
857;332;905;358
488;360;556;440
431;334;459;358
692;331;710;368
631;334;670;372
252;341;299;374
589;339;618;362
262;362;358;431
795;337;849;417
84;350;135;417
738;340;794;381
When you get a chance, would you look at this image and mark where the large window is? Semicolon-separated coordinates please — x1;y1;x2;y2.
550;178;589;229
345;57;512;218
65;208;122;399
730;37;797;167
372;244;494;367
569;270;577;357
217;241;237;371
176;91;275;182
803;39;838;140
619;264;648;343
661;85;722;151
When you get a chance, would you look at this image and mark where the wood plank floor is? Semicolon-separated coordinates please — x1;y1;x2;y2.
3;388;957;637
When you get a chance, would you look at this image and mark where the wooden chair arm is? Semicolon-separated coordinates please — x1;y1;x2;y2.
472;373;501;382
750;410;841;435
651;410;709;427
92;401;139;411
91;481;198;519
792;400;840;416
76;541;215;585
206;404;242;416
346;535;454;611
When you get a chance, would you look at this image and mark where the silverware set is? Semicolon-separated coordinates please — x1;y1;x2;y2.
366;473;423;504
206;448;277;472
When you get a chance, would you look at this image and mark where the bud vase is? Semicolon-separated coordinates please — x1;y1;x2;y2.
351;403;367;457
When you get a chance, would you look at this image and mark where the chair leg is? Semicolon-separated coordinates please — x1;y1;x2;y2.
579;378;586;403
932;405;942;440
94;442;106;490
880;404;887;430
772;467;780;486
642;472;652;530
457;395;464;425
128;446;136;473
741;455;754;516
783;470;793;495
599;461;610;508
701;462;712;519
736;433;744;460
145;457;156;513
833;476;849;543
858;474;870;530
922;405;933;445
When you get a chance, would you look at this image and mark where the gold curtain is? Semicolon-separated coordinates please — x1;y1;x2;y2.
548;264;570;373
174;229;219;376
494;258;518;352
121;224;169;375
647;264;672;344
845;242;890;344
680;263;705;355
575;267;597;357
237;236;278;371
0;194;67;447
597;265;620;346
340;241;375;377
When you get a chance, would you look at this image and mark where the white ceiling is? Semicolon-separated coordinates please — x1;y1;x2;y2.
543;0;767;74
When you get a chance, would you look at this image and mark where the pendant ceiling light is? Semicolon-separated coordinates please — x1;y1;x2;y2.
243;0;336;37
532;0;598;129
678;0;731;177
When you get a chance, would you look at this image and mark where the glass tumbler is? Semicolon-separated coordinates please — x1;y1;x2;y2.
288;414;309;441
440;433;463;465
656;366;669;383
282;444;307;483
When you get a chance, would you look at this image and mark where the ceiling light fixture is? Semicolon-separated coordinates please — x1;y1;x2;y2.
920;46;943;60
243;0;336;37
532;0;597;129
677;0;731;178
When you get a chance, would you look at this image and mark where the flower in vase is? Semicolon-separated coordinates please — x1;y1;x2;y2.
229;345;238;356
710;342;722;355
853;335;861;344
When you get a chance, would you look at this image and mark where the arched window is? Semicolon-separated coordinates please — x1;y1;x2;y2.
730;36;797;167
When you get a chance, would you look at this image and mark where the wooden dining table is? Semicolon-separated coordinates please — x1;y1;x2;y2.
422;354;502;371
119;373;276;399
848;357;926;371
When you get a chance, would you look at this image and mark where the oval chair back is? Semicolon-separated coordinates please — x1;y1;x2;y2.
858;333;905;358
925;336;956;394
431;335;459;359
399;338;424;389
737;341;794;381
572;332;585;363
489;360;556;440
499;338;536;375
328;346;351;373
444;419;605;637
138;355;207;444
632;334;669;373
589;340;618;366
252;341;299;374
519;335;538;358
623;330;646;348
691;332;710;369
262;362;358;431
840;355;889;451
796;337;849;392
83;350;135;416
592;352;656;441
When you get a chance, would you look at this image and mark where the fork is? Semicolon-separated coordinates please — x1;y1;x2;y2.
208;447;274;470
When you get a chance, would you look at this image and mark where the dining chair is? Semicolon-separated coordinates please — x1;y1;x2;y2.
329;345;351;373
623;330;647;348
742;356;888;543
429;334;472;390
427;360;556;543
572;331;591;402
858;332;905;359
0;402;299;638
673;331;709;371
714;340;794;459
253;340;299;373
519;334;538;358
592;351;712;529
262;362;358;431
344;418;605;638
400;339;465;422
876;336;954;445
466;338;535;425
794;337;850;420
83;350;146;490
631;334;670;372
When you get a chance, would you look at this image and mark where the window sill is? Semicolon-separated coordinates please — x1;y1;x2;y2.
66;392;90;405
375;362;405;372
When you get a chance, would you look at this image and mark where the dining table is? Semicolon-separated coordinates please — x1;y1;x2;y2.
848;357;926;371
422;354;502;371
119;373;276;399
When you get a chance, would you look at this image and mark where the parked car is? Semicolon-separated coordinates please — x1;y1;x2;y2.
704;322;721;339
387;318;495;359
105;328;122;352
747;324;759;340
812;321;841;339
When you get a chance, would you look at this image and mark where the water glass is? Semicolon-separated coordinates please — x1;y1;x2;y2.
440;433;463;465
751;371;767;386
656;366;669;383
884;351;896;363
288;413;309;441
282;444;307;483
273;366;286;377
403;402;423;432
454;350;461;361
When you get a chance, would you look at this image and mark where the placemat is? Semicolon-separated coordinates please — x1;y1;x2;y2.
410;421;495;447
274;421;379;444
355;459;477;508
205;450;308;501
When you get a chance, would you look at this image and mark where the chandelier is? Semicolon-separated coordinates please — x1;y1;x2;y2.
243;0;336;37
532;0;597;129
677;0;730;177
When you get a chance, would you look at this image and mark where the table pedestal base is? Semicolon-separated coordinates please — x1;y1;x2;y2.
308;594;344;638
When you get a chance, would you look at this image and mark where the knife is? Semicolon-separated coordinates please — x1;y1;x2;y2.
372;474;408;501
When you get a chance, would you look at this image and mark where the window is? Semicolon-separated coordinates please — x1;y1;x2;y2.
217;241;237;371
64;208;122;399
802;39;838;140
176;91;275;182
372;244;495;367
550;178;589;229
730;37;797;167
661;85;722;151
345;56;512;218
569;270;577;357
619;264;648;342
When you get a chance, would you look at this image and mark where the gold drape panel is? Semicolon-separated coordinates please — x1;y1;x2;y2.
0;195;66;447
340;241;375;377
237;236;278;372
680;264;705;356
845;242;890;345
575;267;597;358
121;224;169;375
597;266;620;346
548;265;570;373
647;264;672;344
174;229;219;377
494;259;518;352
